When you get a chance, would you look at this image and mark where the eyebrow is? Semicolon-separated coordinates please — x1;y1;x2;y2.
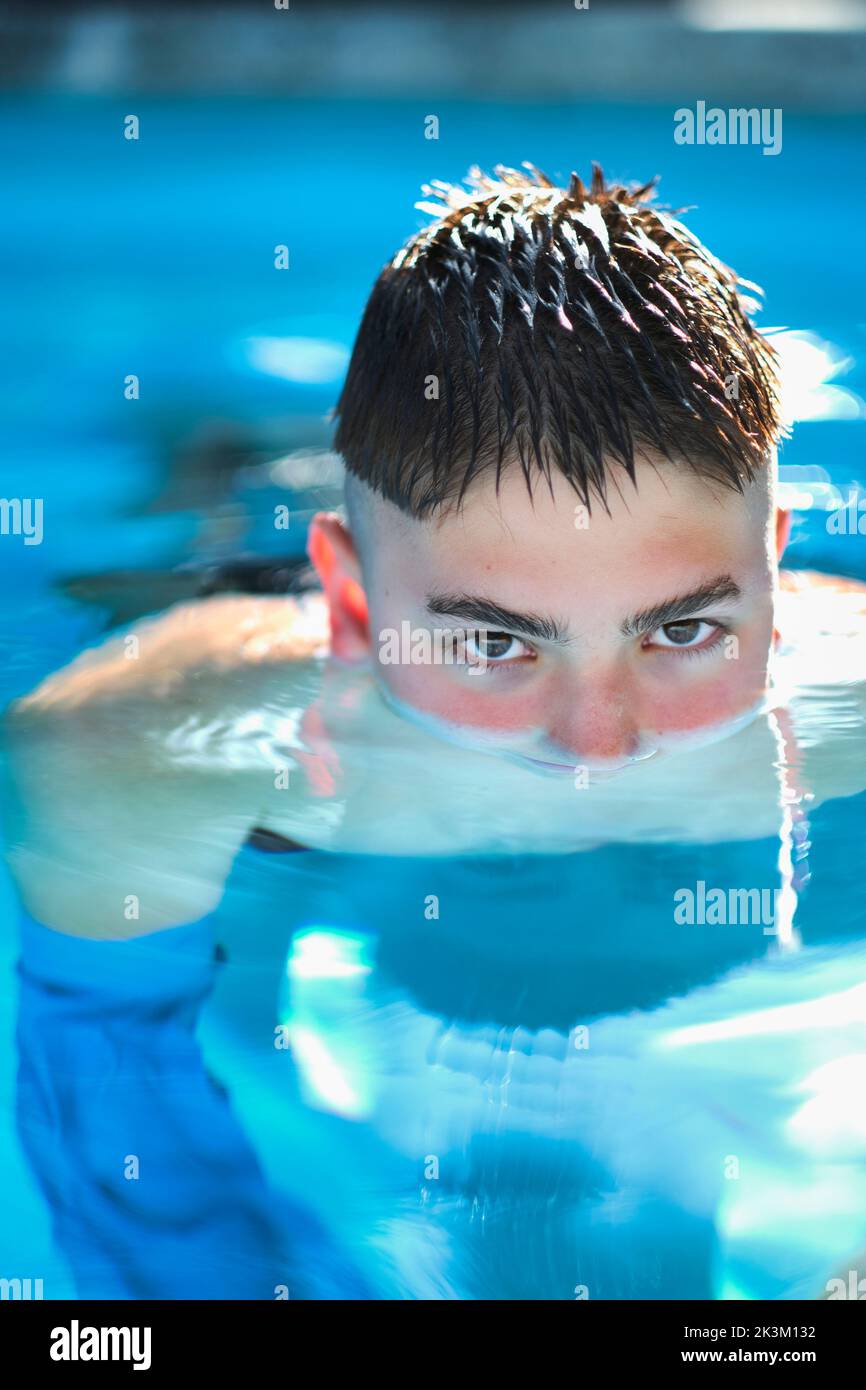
620;576;743;637
426;575;742;645
425;593;568;643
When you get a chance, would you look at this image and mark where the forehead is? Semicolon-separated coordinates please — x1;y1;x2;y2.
372;461;773;605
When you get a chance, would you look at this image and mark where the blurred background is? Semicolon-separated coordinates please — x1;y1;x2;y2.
1;0;865;692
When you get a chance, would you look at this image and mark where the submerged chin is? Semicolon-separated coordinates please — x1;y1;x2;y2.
378;678;772;775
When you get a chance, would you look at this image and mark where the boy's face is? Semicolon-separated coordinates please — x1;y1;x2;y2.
314;456;785;772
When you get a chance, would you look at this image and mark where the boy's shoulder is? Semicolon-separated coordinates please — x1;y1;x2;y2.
780;568;866;601
777;568;866;656
9;591;329;721
2;592;330;935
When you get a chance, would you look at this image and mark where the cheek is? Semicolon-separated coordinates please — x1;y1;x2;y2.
642;642;770;734
380;663;545;733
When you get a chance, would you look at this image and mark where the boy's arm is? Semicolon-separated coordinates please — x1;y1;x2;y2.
2;594;321;938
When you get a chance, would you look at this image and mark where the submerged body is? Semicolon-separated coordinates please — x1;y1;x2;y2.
4;566;866;1300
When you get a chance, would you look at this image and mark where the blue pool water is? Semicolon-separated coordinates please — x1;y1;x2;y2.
1;97;866;1300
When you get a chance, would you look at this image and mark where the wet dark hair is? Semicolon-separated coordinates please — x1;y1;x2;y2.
334;163;785;519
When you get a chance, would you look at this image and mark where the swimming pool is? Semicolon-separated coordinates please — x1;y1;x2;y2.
1;96;866;1301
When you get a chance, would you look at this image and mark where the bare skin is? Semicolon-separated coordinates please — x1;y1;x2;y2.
4;459;866;938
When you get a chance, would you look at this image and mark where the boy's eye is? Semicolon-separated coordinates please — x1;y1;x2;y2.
646;619;720;650
463;630;532;663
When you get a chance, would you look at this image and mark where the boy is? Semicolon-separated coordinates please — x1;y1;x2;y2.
5;162;865;937
6;162;866;1303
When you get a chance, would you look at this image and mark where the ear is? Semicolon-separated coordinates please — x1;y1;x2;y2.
775;506;792;563
307;512;370;661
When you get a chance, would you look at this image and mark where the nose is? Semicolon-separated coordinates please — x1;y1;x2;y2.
545;672;642;765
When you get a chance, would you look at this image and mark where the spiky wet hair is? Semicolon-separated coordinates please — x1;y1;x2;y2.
334;163;784;518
